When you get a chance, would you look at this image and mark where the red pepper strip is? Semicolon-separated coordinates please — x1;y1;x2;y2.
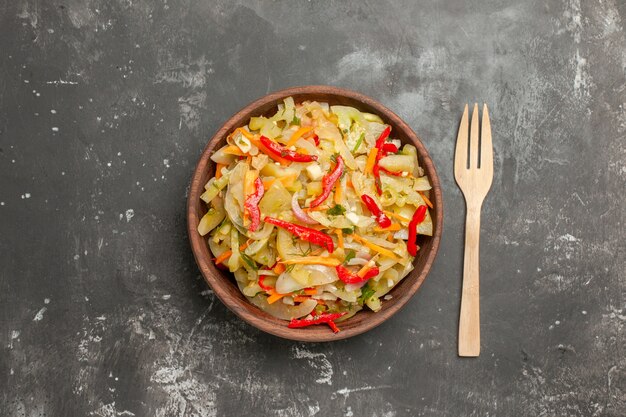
327;320;340;333
381;142;398;155
310;156;344;208
372;127;391;195
335;264;380;284
361;195;392;228
288;312;347;328
258;274;273;291
244;177;264;232
264;216;335;253
407;205;428;256
374;126;391;149
311;134;320;146
260;136;318;163
378;166;404;177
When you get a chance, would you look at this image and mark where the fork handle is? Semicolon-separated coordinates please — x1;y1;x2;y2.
458;202;482;357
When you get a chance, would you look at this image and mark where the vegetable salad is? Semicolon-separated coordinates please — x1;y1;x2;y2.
198;97;433;333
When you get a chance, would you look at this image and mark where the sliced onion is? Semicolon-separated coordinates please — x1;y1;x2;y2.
257;270;277;276
291;193;318;224
249;295;316;320
276;271;307;294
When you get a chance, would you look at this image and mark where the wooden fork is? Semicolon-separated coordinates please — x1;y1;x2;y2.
454;104;493;357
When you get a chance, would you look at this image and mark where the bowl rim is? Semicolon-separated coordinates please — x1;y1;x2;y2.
187;85;443;342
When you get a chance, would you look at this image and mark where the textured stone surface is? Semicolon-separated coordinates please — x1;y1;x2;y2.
1;0;625;416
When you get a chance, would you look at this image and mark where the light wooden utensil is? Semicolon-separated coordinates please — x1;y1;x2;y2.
454;103;493;357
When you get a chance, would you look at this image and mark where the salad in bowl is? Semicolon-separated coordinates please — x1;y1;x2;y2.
196;96;434;333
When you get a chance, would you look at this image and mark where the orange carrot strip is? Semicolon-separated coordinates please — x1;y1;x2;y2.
335;229;344;249
418;191;434;209
293;295;310;303
215;163;225;180
213;239;253;265
304;288;318;296
364;148;378;174
285;126;313;147
374;222;401;232
267;291;290;304
273;262;286;275
383;210;411;223
222;145;247;156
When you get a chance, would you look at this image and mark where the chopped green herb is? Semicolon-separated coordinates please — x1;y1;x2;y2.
341;227;354;235
344;249;356;264
327;204;346;216
358;285;376;306
352;132;365;153
292;115;301;126
240;253;258;271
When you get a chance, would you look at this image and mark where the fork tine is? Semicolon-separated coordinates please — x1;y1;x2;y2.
469;103;479;168
454;104;469;175
480;104;493;173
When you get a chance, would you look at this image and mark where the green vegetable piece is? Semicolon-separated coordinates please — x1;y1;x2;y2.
341;227;354;235
352;132;365;153
358;284;376;306
292;115;301;126
327;204;346;216
344;249;356;264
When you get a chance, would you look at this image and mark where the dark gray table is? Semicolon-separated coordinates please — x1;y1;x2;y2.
1;1;625;416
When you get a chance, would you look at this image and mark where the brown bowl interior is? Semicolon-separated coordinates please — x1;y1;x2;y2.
187;86;443;342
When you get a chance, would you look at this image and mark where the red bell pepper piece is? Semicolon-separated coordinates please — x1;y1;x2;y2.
287;312;347;328
327;320;340;333
258;274;273;291
309;156;344;208
407;205;428;256
259;136;318;163
311;134;320;146
264;216;335;253
378;166;404;177
374;126;391;149
244;177;264;232
381;142;398;155
360;195;391;228
335;264;379;284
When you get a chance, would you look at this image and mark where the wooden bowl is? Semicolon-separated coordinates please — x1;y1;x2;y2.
187;86;443;342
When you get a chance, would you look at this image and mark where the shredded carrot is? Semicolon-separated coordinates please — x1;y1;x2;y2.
222;145;247;156
246;155;252;165
267;290;291;304
418;191;434;209
346;179;354;189
281;257;341;267
374;222;401;232
383;210;411;223
236;127;255;141
293;295;310;303
364;147;379;174
262;174;297;191
215;163;225;180
335;229;344;249
351;234;399;260
356;262;374;279
213;239;253;265
285;126;313;147
304;288;318;296
334;182;342;205
273;262;286;275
